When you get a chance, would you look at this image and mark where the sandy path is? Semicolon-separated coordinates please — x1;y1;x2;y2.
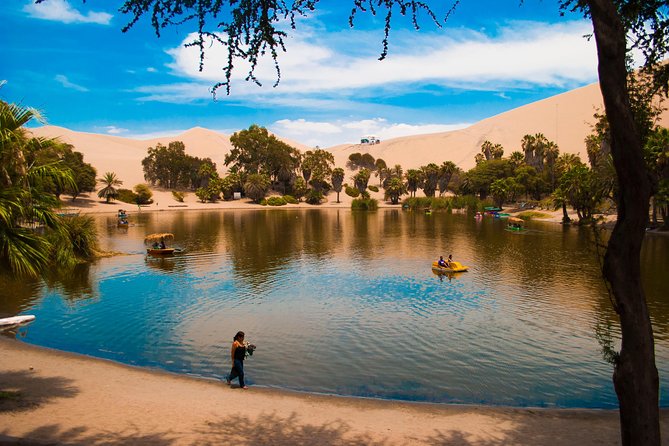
3;338;668;445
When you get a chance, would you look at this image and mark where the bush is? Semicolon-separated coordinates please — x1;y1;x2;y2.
368;185;379;192
283;195;298;204
172;191;185;202
116;188;138;204
401;195;493;212
305;189;324;205
351;198;378;210
345;185;360;198
263;196;287;206
133;184;153;205
517;211;551;220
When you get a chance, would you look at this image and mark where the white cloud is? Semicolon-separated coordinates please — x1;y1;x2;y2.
271;118;470;148
24;0;112;25
147;67;157;73
161;20;597;98
101;126;128;135
55;74;88;92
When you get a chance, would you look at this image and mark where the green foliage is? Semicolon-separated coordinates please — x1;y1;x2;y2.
345;185;360;198
516;211;551;220
50;215;98;264
402;195;491;212
353;168;371;195
133;184;153;204
195;187;209;203
172;190;185;202
227;125;300;191
305;189;324;205
557;164;603;223
368;185;379;192
462;159;514;199
97;172;123;203
291;177;308;201
383;176;407;204
347;152;376;170
243;173;271;203
302;149;334;187
116;188;138;204
262;196;287;206
142;141;215;190
331;167;345;203
33;143;97;200
351;198;378;210
283;195;298;204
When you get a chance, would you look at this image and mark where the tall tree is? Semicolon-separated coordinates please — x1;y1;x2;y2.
331;167;345;203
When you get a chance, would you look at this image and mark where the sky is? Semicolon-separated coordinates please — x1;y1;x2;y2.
0;0;601;148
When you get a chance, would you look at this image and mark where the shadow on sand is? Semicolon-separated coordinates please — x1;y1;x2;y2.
0;369;78;413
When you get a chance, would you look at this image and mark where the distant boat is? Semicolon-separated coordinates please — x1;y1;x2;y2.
57;208;80;217
506;217;527;232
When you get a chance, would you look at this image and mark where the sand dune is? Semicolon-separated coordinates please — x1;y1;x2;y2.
31;81;668;192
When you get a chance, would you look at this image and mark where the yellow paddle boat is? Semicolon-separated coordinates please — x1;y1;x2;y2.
431;260;469;273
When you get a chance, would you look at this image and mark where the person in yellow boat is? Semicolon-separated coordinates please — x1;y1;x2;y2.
437;256;447;267
447;254;453;266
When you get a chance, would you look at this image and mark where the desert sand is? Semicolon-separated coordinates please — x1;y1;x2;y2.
4;337;669;446
32;80;669;198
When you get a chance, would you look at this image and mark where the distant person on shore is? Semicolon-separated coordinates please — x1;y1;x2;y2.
227;331;248;389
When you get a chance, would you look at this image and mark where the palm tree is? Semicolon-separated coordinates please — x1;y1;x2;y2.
438;161;457;196
331;168;345;203
97;172;123;203
0;100;75;276
353;168;371;196
421;163;440;197
405;169;423;198
243;173;270;203
384;177;407;204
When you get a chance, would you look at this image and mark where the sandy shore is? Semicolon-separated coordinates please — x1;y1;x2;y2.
62;189;587;225
2;338;669;445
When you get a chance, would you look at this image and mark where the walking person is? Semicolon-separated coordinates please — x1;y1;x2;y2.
227;331;248;389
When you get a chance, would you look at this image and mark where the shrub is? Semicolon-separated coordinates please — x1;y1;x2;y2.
517;211;551;220
264;196;287;206
116;188;138;204
305;189;324;205
368;185;379;192
283;195;298;204
134;184;153;204
345;185;360;198
351;198;378;210
172;191;185;202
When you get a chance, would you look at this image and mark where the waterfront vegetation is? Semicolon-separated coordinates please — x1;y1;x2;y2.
0;99;98;277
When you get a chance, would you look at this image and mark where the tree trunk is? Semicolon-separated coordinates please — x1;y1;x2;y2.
587;1;660;445
562;202;571;224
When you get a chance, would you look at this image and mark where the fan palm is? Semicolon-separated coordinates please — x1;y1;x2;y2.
97;172;123;203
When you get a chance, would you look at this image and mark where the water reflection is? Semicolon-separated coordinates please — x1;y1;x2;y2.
1;209;668;408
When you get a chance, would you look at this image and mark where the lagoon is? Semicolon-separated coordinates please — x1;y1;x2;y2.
2;209;668;408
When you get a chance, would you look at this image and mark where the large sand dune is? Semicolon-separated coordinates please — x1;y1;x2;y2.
31;82;668;190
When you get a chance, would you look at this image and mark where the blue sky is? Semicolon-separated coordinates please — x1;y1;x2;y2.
1;0;600;147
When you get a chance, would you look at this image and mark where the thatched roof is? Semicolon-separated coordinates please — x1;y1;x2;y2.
144;233;174;244
508;217;524;224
